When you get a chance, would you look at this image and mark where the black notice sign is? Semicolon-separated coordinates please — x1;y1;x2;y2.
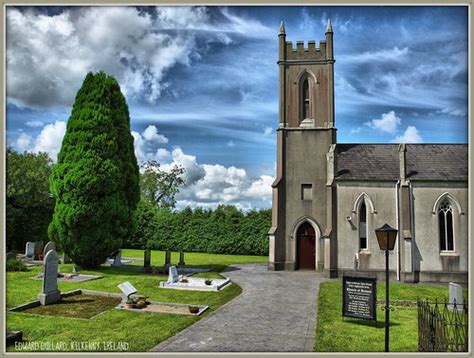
342;275;377;321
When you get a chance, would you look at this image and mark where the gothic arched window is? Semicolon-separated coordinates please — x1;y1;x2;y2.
359;201;368;250
302;79;310;119
438;199;454;251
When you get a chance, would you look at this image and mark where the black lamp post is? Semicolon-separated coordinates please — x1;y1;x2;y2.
375;223;398;352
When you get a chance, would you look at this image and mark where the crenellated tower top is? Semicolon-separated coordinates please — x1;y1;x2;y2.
277;19;335;128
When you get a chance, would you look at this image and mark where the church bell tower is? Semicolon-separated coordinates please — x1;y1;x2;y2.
269;20;338;276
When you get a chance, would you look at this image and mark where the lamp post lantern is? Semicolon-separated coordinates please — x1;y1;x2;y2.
375;223;398;352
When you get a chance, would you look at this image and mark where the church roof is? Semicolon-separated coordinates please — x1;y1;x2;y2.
335;144;468;181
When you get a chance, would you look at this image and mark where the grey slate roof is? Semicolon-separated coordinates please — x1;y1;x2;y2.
335;144;468;181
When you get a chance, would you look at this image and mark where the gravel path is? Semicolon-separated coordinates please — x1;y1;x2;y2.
151;263;327;352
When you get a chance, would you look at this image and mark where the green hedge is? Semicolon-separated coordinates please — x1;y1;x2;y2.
126;201;271;256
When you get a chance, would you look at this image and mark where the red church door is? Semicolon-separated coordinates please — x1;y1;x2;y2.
296;222;316;270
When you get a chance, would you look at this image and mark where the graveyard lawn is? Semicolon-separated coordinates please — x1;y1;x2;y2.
6;250;267;352
314;280;469;352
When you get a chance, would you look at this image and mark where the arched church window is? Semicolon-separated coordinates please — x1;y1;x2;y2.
359;201;368;250
438;199;454;251
302;79;310;119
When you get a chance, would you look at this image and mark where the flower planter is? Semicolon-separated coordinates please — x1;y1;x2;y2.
188;306;200;314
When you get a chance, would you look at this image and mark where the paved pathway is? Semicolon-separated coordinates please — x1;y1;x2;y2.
151;263;327;352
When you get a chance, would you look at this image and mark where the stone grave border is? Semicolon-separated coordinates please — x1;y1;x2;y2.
30;274;103;283
9;289;209;318
9;289;121;320
159;277;232;292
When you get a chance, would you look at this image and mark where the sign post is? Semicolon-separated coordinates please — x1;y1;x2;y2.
342;275;377;321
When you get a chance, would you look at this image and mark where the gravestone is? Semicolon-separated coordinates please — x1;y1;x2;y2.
6;252;17;261
37;250;61;305
63;253;72;264
168;265;179;283
164;250;171;266
34;241;44;258
112;249;122;266
43;241;56;255
178;251;186;266
25;242;35;258
448;282;464;312
144;249;151;268
118;281;137;304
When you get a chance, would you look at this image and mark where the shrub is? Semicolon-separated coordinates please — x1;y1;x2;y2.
6;259;28;272
125;205;271;256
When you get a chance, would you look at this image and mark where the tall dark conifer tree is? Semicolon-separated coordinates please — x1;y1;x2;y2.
49;72;140;268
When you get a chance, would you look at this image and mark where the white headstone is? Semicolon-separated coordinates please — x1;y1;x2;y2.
448;282;464;312
43;241;56;255
168;266;179;283
37;250;61;305
112;249;122;266
117;281;137;303
25;242;35;258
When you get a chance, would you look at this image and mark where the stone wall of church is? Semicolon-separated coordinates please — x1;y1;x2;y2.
283;128;336;270
335;180;468;282
410;182;468;276
336;181;398;272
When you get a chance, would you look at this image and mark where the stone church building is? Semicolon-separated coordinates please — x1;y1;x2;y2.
268;20;468;283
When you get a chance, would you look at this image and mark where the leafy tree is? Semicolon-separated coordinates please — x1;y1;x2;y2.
6;148;55;251
49;71;140;268
126;197;159;249
140;160;185;209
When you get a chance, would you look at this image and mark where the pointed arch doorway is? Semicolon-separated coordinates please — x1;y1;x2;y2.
296;222;316;270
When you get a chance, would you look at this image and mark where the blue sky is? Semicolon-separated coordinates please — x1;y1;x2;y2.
5;6;468;209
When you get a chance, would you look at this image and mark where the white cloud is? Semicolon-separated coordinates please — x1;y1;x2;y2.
132;125;170;163
439;107;467;117
245;175;273;198
6;7;270;108
33;121;67;160
263;126;272;136
227;140;235;147
16;133;32;152
365;111;401;134
142;125;169;144
350;127;362;134
342;47;409;63
156;148;171;161
391;126;423;143
152;144;273;209
26;120;43;127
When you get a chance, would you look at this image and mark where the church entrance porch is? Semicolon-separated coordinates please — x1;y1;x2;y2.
296;222;315;270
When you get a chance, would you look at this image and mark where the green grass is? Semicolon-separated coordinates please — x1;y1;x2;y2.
24;294;121;319
315;280;468;352
7;249;266;352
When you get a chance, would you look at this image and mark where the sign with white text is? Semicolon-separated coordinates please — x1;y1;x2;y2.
342;275;377;321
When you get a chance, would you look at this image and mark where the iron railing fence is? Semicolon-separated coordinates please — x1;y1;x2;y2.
417;298;468;352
